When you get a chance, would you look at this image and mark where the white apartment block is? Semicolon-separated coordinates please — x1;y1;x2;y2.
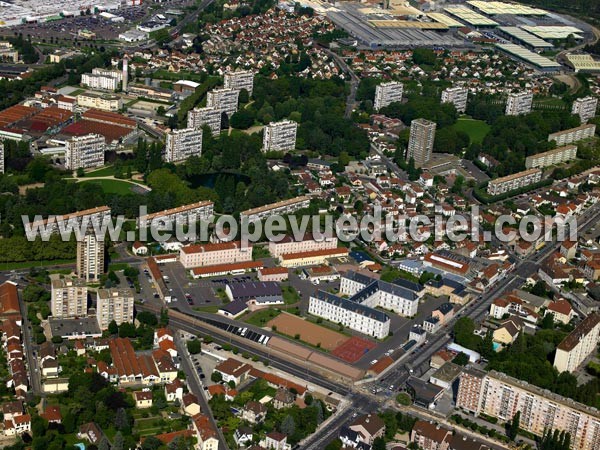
206;88;239;117
77;233;105;282
572;96;598;123
137;200;214;228
554;313;600;373
165;128;203;163
187;106;222;136
340;271;421;317
548;124;596;146
505;91;533;116
81;68;122;91
31;206;111;236
77;93;122;112
50;278;88;318
179;241;253;269
262;120;297;152
268;234;338;257
224;70;254;96
441;86;468;113
240;196;310;223
487;168;542;196
407;118;436;167
456;368;600;450
0;141;4;174
65;133;106;170
525;145;578;169
96;288;135;330
374;81;404;111
309;291;391;339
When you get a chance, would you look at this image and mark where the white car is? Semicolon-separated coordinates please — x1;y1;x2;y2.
370;359;378;365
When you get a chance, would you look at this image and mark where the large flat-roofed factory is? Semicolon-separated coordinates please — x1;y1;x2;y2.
297;0;592;68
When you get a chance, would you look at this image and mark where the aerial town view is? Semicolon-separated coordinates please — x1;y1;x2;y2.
3;0;600;449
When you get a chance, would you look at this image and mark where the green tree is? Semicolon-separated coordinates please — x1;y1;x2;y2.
211;371;223;383
508;411;520;441
187;339;201;354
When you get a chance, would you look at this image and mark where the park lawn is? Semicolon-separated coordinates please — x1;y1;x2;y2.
453;117;491;145
244;308;282;327
79;179;137;195
533;96;568;109
84;166;117;177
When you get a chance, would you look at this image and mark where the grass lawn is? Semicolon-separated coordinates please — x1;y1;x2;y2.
79;179;138;195
244;308;282;327
453;117;491;145
282;285;300;304
533;97;568;109
84;166;118;177
0;259;75;270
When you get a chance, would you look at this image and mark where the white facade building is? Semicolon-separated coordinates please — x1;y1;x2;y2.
65;134;106;170
505;91;533;116
224;70;254;96
165;128;203;163
206;88;239;117
487;168;542;196
572;96;598;123
262;120;297;152
77;233;105;282
441;86;468;113
96;288;135;330
50;278;88;318
309;291;391;339
187;106;222;136
81;68;123;91
548;124;596;146
374;81;404;111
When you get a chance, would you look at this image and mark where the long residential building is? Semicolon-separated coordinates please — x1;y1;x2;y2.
50;278;88;318
525;145;578;169
164;127;202;163
206;88;239;117
179;241;253;269
279;247;349;268
374;81;404;111
81;68;122;91
309;290;391;339
187;106;221;136
268;234;338;257
224;70;254;96
137;201;214;228
31;206;112;236
548;124;596;146
77;93;122;112
456;367;600;450
572;96;598;123
441;86;468;113
308;271;422;338
262;120;297;152
96;288;135;330
240;196;311;223
487;168;542;196
340;271;422;317
505;91;533;116
553;313;600;373
65;133;106;170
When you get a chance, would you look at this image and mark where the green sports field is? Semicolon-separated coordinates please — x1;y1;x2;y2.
453;117;491;144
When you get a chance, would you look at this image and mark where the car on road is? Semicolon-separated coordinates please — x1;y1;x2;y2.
370;359;378;365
